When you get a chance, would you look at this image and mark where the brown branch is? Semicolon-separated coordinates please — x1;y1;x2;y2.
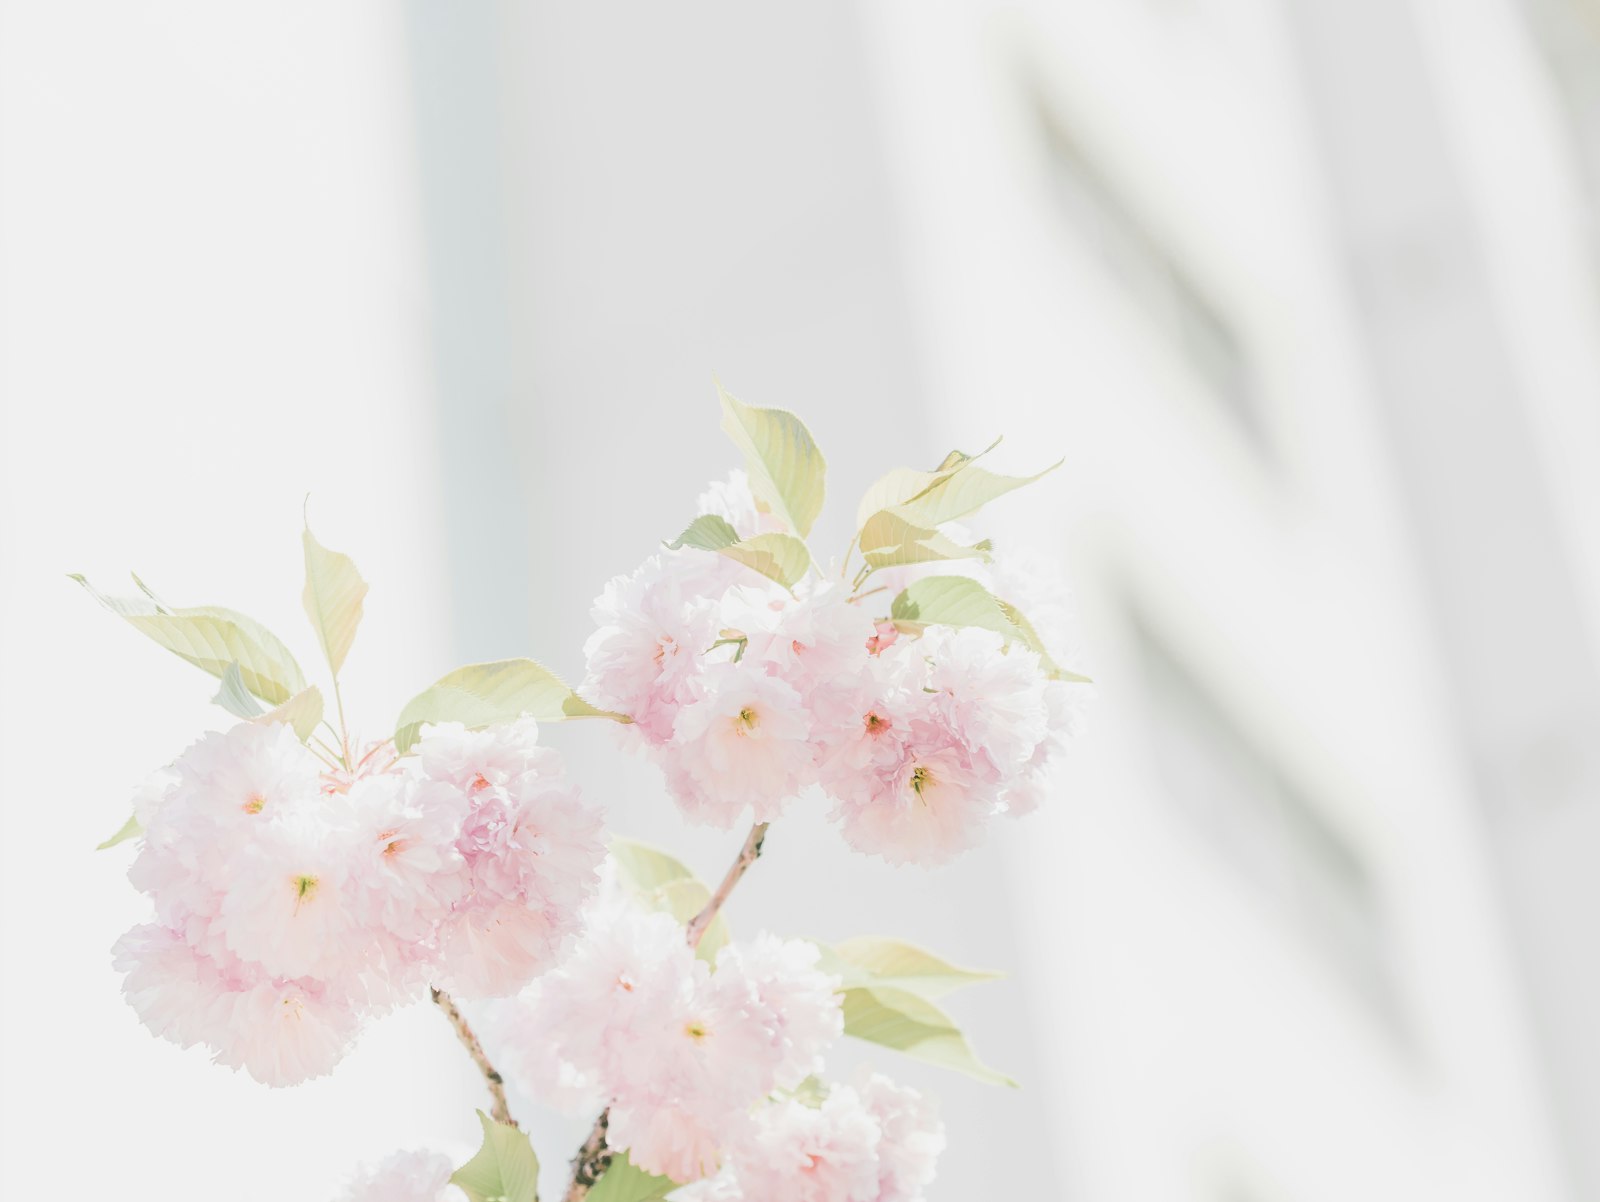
564;1109;613;1201
432;987;514;1127
561;821;772;1200
685;821;769;949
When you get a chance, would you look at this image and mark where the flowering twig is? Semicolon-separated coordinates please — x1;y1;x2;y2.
431;987;514;1127
562;821;772;1200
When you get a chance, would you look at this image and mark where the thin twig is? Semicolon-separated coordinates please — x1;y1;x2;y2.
685;821;769;949
432;987;514;1127
561;822;772;1200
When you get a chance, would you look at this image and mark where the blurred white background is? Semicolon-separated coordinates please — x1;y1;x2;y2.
6;2;1600;1200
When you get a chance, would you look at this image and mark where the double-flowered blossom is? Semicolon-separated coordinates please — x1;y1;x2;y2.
583;471;1089;864
114;716;604;1085
335;1150;463;1202
482;888;945;1196
668;1072;946;1202
485;897;845;1182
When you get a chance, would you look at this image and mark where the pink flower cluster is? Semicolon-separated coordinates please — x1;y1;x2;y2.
336;1150;462;1202
582;472;1087;865
676;1072;945;1202
484;899;941;1194
114;717;604;1085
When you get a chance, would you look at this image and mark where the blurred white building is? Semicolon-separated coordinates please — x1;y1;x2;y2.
7;2;1600;1200
853;2;1600;1200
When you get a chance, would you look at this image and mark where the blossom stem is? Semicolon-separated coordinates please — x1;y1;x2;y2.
431;987;514;1127
686;821;769;949
561;821;773;1199
330;676;352;768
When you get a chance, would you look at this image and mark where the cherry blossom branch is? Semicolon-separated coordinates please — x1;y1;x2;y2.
564;1110;612;1201
686;821;769;948
561;821;772;1200
431;987;514;1127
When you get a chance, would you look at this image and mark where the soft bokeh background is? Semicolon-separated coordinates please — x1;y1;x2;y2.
5;2;1600;1199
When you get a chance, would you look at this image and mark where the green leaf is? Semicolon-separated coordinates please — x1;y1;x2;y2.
890;459;1061;532
212;662;264;719
859;511;993;571
667;513;742;553
822;937;1002;999
992;599;1093;683
786;1075;829;1107
610;838;696;893
891;575;1022;641
253;685;324;742
302;523;368;677
890;577;1092;683
853;438;1002;531
609;838;729;962
450;1111;539;1202
718;382;827;538
722;533;811;589
97;813;141;850
669;515;811;590
72;576;308;705
585;1151;676;1202
841;985;1016;1087
394;658;630;754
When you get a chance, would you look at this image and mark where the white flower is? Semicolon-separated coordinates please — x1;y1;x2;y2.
857;1072;944;1201
729;1089;882;1202
668;664;815;828
336;1150;463;1202
716;934;843;1089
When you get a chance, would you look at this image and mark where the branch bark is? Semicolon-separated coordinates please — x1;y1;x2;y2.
685;821;768;949
565;1109;612;1200
561;821;772;1200
432;987;514;1127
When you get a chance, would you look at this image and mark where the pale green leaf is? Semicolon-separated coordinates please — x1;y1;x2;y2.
669;516;812;590
787;1075;829;1107
891;459;1061;531
302;523;368;677
97;813;141;850
840;985;1016;1087
853;438;1002;531
891;577;1093;681
667;514;741;553
890;576;1020;643
129;572;172;609
253;685;324;742
721;532;811;589
212;662;264;719
450;1111;539;1202
72;576;308;704
859;512;992;571
992;599;1092;683
610;838;696;893
665;518;812;592
718;382;827;538
609;839;728;962
586;1151;676;1202
824;937;1002;999
394;659;629;754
